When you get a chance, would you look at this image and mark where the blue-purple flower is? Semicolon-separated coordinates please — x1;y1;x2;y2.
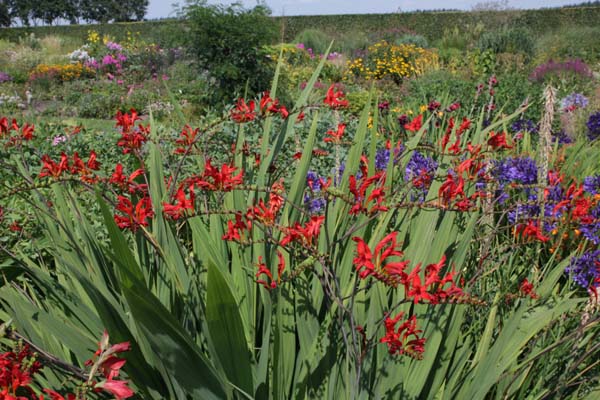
304;170;327;213
566;250;600;288
510;119;538;134
405;151;438;201
492;157;538;203
561;93;589;111
583;175;600;195
587;111;600;141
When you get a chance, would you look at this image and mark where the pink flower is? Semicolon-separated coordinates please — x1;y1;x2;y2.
96;379;134;399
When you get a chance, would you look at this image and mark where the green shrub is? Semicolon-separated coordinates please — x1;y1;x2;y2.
395;34;429;48
336;31;370;54
477;27;535;58
534;26;600;63
405;69;474;104
185;1;278;104
293;28;331;55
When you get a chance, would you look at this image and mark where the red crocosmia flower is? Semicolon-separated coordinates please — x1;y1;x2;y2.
352;232;410;286
439;173;465;207
174;125;200;154
10;118;18;132
9;221;22;232
116;125;150;154
39;153;70;179
115;109;140;133
255;256;273;289
87;151;101;170
247;182;284;227
280;216;325;247
0;116;8;136
349;169;387;215
487;131;512;150
380;312;425;358
296;111;306;122
163;185;195;220
109;164;147;194
448;139;462;154
70;152;86;174
21;123;34;141
260;91;273;112
231;98;256;123
324;84;349;109
519;278;539;299
278;106;289;119
100;356;127;380
255;252;286;290
404;115;423;132
515;220;549;243
95;379;134;400
405;264;435;304
222;213;252;241
324;123;346;144
194;159;243;192
0;345;43;396
114;196;154;232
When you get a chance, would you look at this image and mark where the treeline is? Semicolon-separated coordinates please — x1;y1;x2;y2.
0;0;149;27
562;1;600;6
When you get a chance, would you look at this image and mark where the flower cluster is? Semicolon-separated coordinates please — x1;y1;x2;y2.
29;63;95;83
0;330;134;400
304;171;328;214
560;93;589;112
0;72;12;83
353;233;464;301
587;111;600;141
346;41;438;83
380;312;426;358
0;344;42;399
529;59;593;82
566;251;600;289
405;151;438;201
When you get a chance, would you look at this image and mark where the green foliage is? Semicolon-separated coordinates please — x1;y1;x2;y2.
185;1;279;103
535;26;600;63
405;69;475;104
477;27;535;58
293;28;331;54
395;34;429;48
280;7;600;43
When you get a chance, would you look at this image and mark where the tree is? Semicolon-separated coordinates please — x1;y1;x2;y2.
186;1;279;103
0;1;11;26
471;0;513;11
8;0;33;26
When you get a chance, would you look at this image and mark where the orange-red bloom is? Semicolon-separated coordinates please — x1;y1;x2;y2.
487;131;512;150
324;123;346;144
380;312;425;358
324;84;349;109
193;159;243;192
352;232;410;285
231;98;256;123
404;115;423;132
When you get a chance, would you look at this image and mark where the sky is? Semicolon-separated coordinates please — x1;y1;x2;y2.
147;0;581;19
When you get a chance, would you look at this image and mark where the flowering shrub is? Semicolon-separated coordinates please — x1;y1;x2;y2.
529;58;593;82
346;41;439;83
0;72;12;83
29;63;95;84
